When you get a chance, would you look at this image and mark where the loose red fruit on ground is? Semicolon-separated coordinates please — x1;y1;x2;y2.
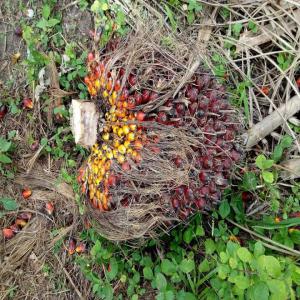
22;98;33;109
30;140;39;151
87;52;94;62
10;224;19;233
14;27;23;37
260;86;270;95
174;156;183;168
149;92;159;102
22;188;32;199
241;191;252;202
46;202;54;215
0;104;8;119
75;242;86;253
16;219;27;227
18;212;32;220
3;228;14;239
67;238;76;255
136;111;145;121
128;74;137;86
157;111;167;124
296;77;300;88
122;162;131;171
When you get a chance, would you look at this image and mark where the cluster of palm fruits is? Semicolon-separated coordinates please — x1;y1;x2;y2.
81;53;145;211
2;212;32;239
82;50;241;218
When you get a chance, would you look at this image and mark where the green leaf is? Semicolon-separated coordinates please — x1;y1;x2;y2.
252;281;269;300
36;18;48;30
254;242;265;258
177;291;196;300
237;247;252;263
195;225;205;236
161;259;177;276
165;290;175;300
187;11;195;25
219;201;230;219
42;4;51;19
258;255;281;278
262;171;274;183
248;20;258;33
183;227;194;244
233;275;250;290
164;5;177;31
102;283;113;300
205;239;216;254
272;146;283;162
198;259;210;273
47;19;60;27
267;279;287;300
232;23;243;36
0;153;12;164
155;273;167;291
256;154;266;169
107;257;118;281
280;135;293;148
0;198;18;210
143;267;153;280
242;172;258;190
220;252;229;264
179;258;195;273
0;138;11;152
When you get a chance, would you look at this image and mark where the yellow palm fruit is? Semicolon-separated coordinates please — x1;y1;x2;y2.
117;127;124;137
95;79;101;89
109;96;115;106
112;126;118;134
103;90;109;98
102;133;110;141
124;140;130;148
95;177;101;185
129;124;137;131
123;117;128;122
106;150;113;160
127;148;133;155
113;139;120;148
111;114;117;122
117;154;125;164
132;150;138;158
127;132;135;141
105;160;111;171
102;144;108;151
89;190;95;200
100;76;105;87
122;125;130;135
113;149;118;158
96;190;101;199
110;106;116;114
112;91;118;101
93;166;99;174
97;150;103;158
118;144;126;154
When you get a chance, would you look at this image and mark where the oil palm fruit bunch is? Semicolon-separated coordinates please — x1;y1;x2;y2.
81;50;242;218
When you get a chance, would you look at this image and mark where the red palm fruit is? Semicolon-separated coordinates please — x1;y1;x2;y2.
46;202;54;215
173;156;183;167
209;182;217;193
202;156;213;169
22;188;32;199
149;92;159;102
106;78;113;91
179;209;190;219
188;102;198;115
15;26;23;37
134;92;143;105
157;111;167;124
3;228;14;239
198;97;209;110
194;77;204;91
195;198;205;209
114;80;121;92
122;162;131;171
120;88;129;101
199;186;209;197
199;171;210;183
296;77;300;87
127;96;136;109
30;140;39;151
128;74;137;86
22;98;33;109
18;212;32;220
260;86;269;95
136;111;145;121
87;52;94;62
108;174;117;186
0;104;8;119
75;242;86;253
171;198;179;210
134;140;143;150
186;87;198;102
230;150;241;161
184;187;194;202
118;68;125;77
225;130;234;141
67;238;76;255
77;168;85;183
175;103;185;115
10;224;19;233
121;197;129;207
223;158;232;169
289;212;300;218
241;192;252;202
16;219;27;227
142;89;150;103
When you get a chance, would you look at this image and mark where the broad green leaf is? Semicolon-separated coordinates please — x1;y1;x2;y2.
220;252;229;263
198;259;210;273
155;273;167;291
36;18;48;30
237;247;252;263
258;255;281;278
229;257;238;269
267;279;287;300
165;290;175;300
290;230;300;245
161;259;177;276
102;283;113;300
219;201;230;218
252;281;269;300
164;5;177;31
262;171;274;183
253;242;265;258
143;267;153;280
205;239;216;254
280;135;293;148
187;11;195;24
232;23;243;36
218;264;230;280
183;227;194;244
234;275;250;290
195;225;205;236
47;19;60;27
179;258;195;273
256;154;266;169
42;4;51;19
0;138;11;152
242;172;258;190
177;291;196;300
0;197;18;210
107;257;118;281
0;153;12;164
